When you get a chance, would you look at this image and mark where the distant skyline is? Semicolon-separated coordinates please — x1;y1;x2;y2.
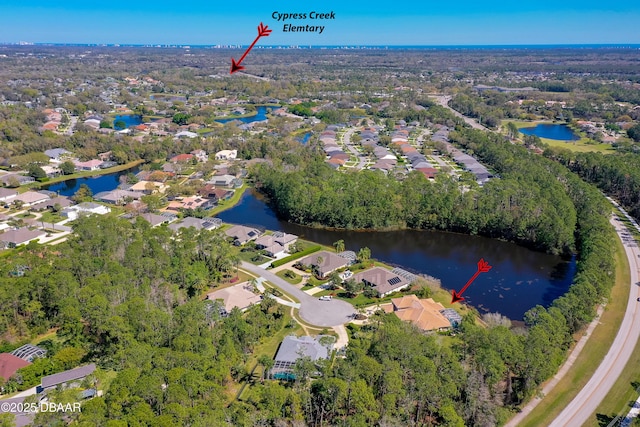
1;1;639;46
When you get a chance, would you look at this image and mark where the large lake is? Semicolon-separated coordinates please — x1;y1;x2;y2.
218;190;576;320
520;123;580;141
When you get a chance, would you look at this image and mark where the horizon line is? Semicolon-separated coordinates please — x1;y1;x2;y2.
2;42;640;49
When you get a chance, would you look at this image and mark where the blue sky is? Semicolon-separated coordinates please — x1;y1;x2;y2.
0;0;639;45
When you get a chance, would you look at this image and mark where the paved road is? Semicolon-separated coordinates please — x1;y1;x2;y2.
550;210;640;426
241;262;355;327
429;95;489;131
341;128;368;170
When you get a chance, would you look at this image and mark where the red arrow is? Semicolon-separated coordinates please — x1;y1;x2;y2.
230;22;272;74
451;258;492;304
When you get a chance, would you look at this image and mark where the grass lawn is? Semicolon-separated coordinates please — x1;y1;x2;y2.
24;160;145;191
40;211;65;223
503;120;615;154
238;249;271;265
516;234;630;427
276;269;302;284
208;185;248;216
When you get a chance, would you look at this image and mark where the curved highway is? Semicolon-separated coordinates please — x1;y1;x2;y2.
550;207;640;426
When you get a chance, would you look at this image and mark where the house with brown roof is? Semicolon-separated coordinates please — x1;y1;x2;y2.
170;153;195;163
384;295;452;331
0;353;31;383
299;250;349;278
352;267;412;297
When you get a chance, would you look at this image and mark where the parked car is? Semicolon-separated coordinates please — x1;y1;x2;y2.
319;295;332;301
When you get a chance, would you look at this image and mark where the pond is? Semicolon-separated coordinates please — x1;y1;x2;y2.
113;115;143;130
217;190;576;320
215;105;274;124
519;123;580;141
41;167;139;196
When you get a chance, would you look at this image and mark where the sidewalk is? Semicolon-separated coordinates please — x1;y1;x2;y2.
505;305;605;427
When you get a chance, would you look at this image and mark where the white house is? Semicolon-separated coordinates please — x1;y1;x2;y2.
215;149;237;160
62;202;111;220
0;188;18;203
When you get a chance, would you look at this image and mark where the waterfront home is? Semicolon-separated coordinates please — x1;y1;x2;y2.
94;189;142;205
384;295;452;332
225;225;261;245
254;232;298;257
351;266;413;297
299;250;349;278
74;159;103;171
13;191;50;207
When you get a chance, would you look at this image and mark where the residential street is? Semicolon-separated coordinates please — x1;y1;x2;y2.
241;261;355;327
549;210;640;426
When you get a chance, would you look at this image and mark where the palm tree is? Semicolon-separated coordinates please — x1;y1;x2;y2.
357;247;371;264
333;239;345;253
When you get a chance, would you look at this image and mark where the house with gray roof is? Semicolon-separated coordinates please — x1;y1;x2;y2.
44;148;72;162
168;216;221;232
0;188;18;203
299;250;349;278
225;224;261;245
39;363;96;393
270;335;332;380
94;189;142;204
352;266;413;297
0;227;46;249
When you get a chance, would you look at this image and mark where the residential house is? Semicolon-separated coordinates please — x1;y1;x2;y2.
210;174;235;187
29;196;74;212
198;185;233;202
270;335;332;380
129;180;166;195
13;191;50;207
39;363;96;393
0;188;18;203
299;250;349;278
254;232;298;257
191;149;208;162
10;344;47;362
138;213;173;227
384;295;452;332
74;159;103;171
169;153;195;163
215;149;238;160
0;174;35;186
44;148;72;162
168;217;221;232
352;267;413;297
175;130;198;139
61;202;111;220
206;282;262;315
0;227;46;249
94;189;142;205
0;353;31;383
224;224;261;245
165;196;215;212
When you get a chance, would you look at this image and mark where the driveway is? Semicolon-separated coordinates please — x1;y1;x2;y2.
241;262;355;327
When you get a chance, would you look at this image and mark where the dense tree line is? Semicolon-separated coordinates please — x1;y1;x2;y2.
544;150;640;221
253;154;576;255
